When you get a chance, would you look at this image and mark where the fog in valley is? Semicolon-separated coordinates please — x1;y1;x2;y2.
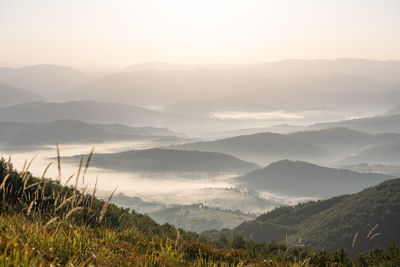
1;0;400;238
2;59;400;232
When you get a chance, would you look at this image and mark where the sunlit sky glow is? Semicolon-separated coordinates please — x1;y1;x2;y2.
1;0;399;67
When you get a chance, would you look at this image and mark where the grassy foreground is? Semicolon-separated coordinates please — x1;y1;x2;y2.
0;156;399;266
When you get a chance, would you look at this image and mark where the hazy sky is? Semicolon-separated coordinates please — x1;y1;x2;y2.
1;0;400;67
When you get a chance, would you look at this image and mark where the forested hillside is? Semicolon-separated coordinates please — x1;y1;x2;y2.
208;178;400;256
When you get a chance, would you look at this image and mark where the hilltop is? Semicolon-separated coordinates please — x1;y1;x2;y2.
236;159;391;197
0;120;182;149
63;148;258;174
170;132;326;164
207;178;400;256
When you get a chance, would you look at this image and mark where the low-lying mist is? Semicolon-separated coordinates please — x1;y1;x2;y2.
0;140;313;214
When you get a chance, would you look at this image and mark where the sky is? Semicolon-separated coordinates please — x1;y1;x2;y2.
1;0;400;67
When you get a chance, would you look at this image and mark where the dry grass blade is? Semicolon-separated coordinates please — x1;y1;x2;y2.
40;162;53;180
301;257;311;266
89;175;99;212
45;216;59;226
367;223;379;238
21;159;27;173
41;179;47;199
26;155;37;173
0;174;10;190
175;229;180;248
55;194;75;211
7;155;11;170
65;207;83;219
74;156;84;193
76;185;88;206
63;174;75;187
82;147;95;184
27;200;35;215
118;213;126;223
352;232;358;247
56;142;61;182
25;181;41;190
99;186;118;223
370;233;381;239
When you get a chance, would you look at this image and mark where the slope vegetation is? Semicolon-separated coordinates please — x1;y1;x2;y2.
216;178;400;256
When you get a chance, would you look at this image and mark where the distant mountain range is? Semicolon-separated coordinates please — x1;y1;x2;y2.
1;62;399;133
0;83;44;107
205;178;400;256
170;132;327;164
0;101;190;128
310;114;400;134
288;127;400;155
0;64;89;95
60;70;400;114
122;59;400;84
0;120;181;149
63;148;258;174
252;58;400;83
344;143;400;165
170;127;400;164
236;159;391;197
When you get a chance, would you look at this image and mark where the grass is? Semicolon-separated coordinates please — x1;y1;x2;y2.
0;152;399;266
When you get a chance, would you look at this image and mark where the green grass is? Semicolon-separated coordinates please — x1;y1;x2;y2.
0;157;400;266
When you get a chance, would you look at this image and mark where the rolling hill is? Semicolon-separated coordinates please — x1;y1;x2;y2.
253;58;400;83
170;132;327;164
0;120;181;149
64;148;258;174
0;83;44;106
207;178;400;256
0;64;89;95
310;114;400;134
236;160;391;197
288;127;400;155
0;101;189;127
61;69;399;111
344;143;400;165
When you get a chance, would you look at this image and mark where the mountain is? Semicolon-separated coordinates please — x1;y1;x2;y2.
211;178;400;256
0;120;181;149
123;62;240;72
341;163;400;177
64;148;258;174
62;69;398;111
0;101;189;127
253;58;400;83
236;160;391;197
125;60;400;84
288;127;400;155
310;114;400;134
0;83;44;107
344;143;400;165
0;64;89;95
170;132;327;164
62;69;284;106
0;100;290;136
